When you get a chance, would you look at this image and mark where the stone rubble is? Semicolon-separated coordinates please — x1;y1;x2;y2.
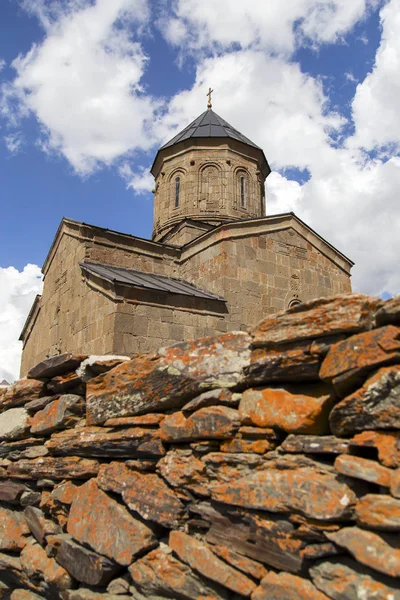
0;293;399;598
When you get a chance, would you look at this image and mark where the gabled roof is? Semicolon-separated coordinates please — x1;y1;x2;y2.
80;262;225;302
160;109;262;151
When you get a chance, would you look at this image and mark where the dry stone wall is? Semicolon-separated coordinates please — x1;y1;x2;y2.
1;293;400;599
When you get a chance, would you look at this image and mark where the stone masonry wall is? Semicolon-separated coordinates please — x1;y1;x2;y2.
4;292;400;599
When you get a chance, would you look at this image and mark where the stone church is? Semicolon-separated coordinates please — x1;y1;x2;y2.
20;102;353;376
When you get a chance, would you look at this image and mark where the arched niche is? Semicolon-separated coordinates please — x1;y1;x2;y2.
198;163;222;212
168;168;186;211
233;167;251;211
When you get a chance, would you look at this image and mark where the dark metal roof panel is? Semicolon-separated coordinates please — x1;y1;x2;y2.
80;262;225;301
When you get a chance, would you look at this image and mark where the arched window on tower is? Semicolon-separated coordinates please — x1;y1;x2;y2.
240;176;246;208
175;176;181;208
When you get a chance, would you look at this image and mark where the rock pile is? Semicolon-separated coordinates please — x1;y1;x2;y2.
1;293;400;599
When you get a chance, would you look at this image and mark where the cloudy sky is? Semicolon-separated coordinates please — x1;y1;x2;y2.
0;0;399;382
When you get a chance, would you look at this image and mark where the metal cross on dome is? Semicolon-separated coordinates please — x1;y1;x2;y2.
207;87;214;109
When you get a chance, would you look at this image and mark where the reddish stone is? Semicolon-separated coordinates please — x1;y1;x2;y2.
10;591;45;600
252;571;329;600
391;469;400;498
251;294;378;347
182;388;237;412
376;295;400;326
282;435;350;454
160;406;240;442
97;462;184;528
20;541;72;590
169;531;256;597
30;394;84;435
0;552;43;594
0;507;28;550
8;456;99;480
28;353;87;379
86;332;251;425
1;379;44;410
103;413;165;427
211;465;359;520
157;449;207;495
129;546;229;600
51;481;79;505
67;479;156;565
329;366;400;435
310;557;400;600
239;383;333;434
334;455;391;487
320;326;400;393
45;426;165;458
24;506;62;546
356;494;400;531
46;371;84;395
327;527;400;578
76;355;130;381
206;543;267;580
350;430;400;467
220;437;273;454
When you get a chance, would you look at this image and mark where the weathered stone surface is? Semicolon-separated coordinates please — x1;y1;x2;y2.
30;394;85;435
251;294;378;347
376;295;400;326
62;592;131;600
182;388;238;413
8;456;99;480
211;465;359;520
46;371;84;395
327;526;400;578
86;332;251;425
25;396;54;414
334;455;391;486
310;557;400;600
103;413;165;427
20;491;41;507
1;379;44;410
282;434;350;454
157;449;207;494
8;445;49;461
28;353;87;379
220;437;274;454
51;481;79;505
391;468;400;498
239;383;333;434
160;406;240;442
0;480;27;503
0;437;45;458
54;535;120;586
350;430;400;467
356;494;400;531
97;462;184;528
46;426;165;458
20;541;72;590
252;571;329;600
129;546;229;600
25;506;62;546
320;327;400;393
201;452;267;485
10;591;45;600
0;552;42;593
169;531;256;597
107;575;130;595
67;479;156;565
206;543;267;580
330;365;400;435
0;506;28;550
76;355;130;382
0;408;30;441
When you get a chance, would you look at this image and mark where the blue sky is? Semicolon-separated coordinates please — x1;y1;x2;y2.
1;0;399;381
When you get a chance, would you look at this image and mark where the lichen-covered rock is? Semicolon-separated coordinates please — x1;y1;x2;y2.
0;408;30;441
205;543;267;580
211;465;359;520
239;383;333;434
24;506;61;546
1;379;44;410
329;366;400;435
391;469;400;498
376;295;400;326
310;557;400;600
334;455;392;487
251;294;379;347
76;355;130;382
0;552;43;594
0;507;29;550
8;456;99;480
182;388;238;412
28;353;87;379
67;479;156;565
326;526;400;578
20;541;72;590
281;435;350;454
252;571;329;600
129;546;229;600
356;494;400;531
97;462;184;528
160;406;240;442
46;371;84;395
157;449;207;494
349;430;400;467
86;332;251;425
30;394;85;435
169;531;256;597
320;327;400;394
45;426;165;458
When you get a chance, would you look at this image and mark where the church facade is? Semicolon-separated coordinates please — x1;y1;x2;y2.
20;107;353;376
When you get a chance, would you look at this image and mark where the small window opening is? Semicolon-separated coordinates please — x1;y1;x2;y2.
240;176;246;208
175;176;180;208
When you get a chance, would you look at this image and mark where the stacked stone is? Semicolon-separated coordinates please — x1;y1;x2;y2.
0;293;400;600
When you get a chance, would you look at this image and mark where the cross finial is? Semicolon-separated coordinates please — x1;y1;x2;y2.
207;87;214;109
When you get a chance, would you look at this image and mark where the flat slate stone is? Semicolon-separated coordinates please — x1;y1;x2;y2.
160;406;240;442
0;506;28;551
350;430;400;467
252;571;329;600
28;353;87;379
20;541;72;590
334;455;391;487
282;435;350;454
30;394;84;435
356;494;400;531
24;506;61;546
0;408;30;441
1;379;44;410
8;457;99;480
376;295;400;326
0;481;27;503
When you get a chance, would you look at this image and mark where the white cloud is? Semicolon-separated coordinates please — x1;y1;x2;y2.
350;0;400;152
266;172;304;214
4;132;23;155
0;264;43;383
119;162;154;194
161;0;377;55
1;0;160;174
0;59;6;73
